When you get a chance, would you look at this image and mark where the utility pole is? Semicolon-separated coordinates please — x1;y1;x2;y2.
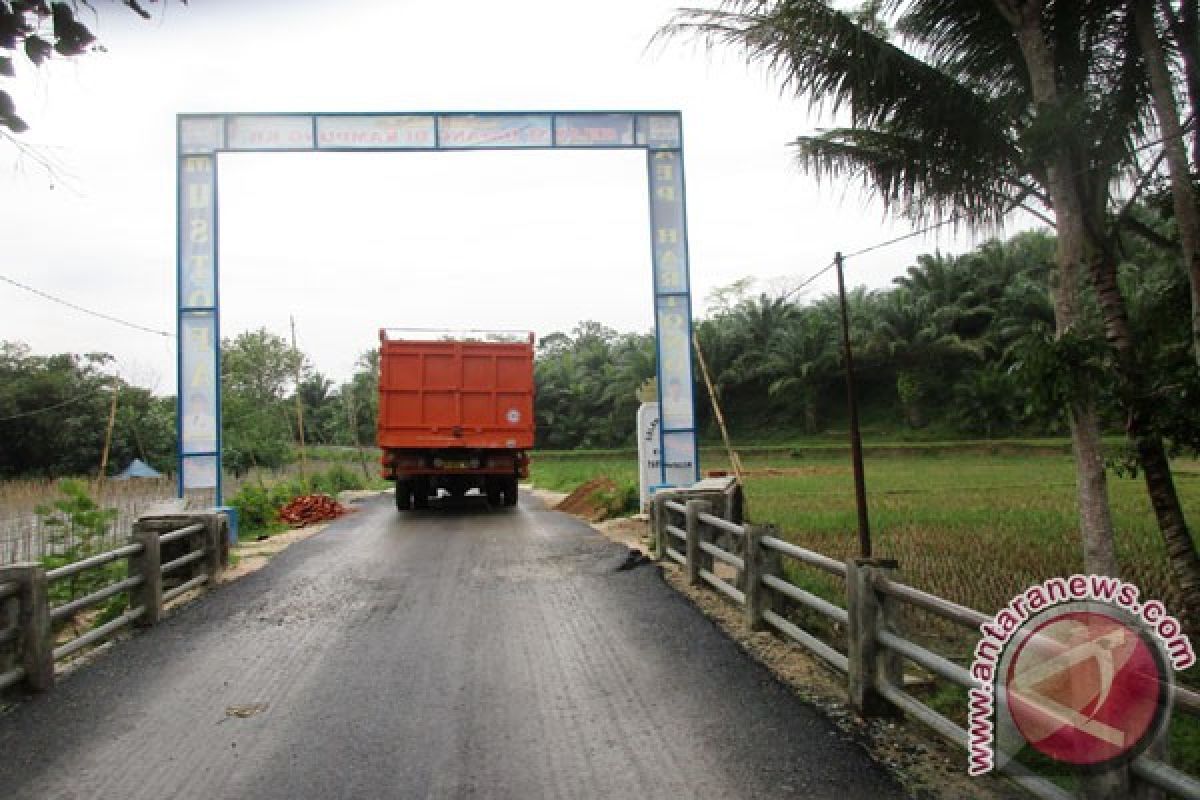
692;331;744;484
290;315;308;487
98;377;120;481
835;252;872;558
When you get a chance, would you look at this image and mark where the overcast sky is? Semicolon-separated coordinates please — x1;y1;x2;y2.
0;0;1039;392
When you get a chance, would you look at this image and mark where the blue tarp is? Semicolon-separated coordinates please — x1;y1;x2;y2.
113;458;163;480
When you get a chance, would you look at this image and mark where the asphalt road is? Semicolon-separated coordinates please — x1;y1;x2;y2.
0;492;905;799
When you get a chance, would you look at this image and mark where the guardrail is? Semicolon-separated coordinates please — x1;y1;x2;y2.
0;511;227;695
652;491;1200;800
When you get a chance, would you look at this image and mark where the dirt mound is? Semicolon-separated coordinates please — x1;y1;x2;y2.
554;477;619;521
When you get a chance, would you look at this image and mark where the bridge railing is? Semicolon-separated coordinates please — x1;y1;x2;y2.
652;491;1200;800
0;511;227;695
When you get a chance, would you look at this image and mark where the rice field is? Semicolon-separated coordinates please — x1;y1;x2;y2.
532;448;1200;627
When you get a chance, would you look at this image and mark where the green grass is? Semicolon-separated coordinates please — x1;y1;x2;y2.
532;448;1200;617
731;451;1199;622
529;455;639;493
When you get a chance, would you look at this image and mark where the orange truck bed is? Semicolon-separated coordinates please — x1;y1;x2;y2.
377;330;535;510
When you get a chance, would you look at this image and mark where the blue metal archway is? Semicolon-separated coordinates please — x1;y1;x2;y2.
176;111;700;502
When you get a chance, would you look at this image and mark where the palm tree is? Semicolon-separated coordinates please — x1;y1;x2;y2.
867;287;985;427
659;1;1198;603
1132;0;1200;367
724;293;801;388
896;250;1000;344
760;308;839;432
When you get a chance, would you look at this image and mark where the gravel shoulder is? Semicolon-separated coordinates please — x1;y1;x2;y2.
570;510;1027;800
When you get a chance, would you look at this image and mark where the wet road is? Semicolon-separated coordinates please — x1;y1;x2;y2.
0;492;905;799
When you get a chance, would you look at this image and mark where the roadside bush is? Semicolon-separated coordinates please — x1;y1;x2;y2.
230;466;368;537
595;480;639;519
229;484;276;532
36;480;119;607
35;480;128;632
310;464;364;495
268;479;306;510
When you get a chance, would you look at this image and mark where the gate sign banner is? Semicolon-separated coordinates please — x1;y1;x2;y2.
438;114;553;148
177;110;700;501
649;151;689;294
227;115;315;150
316;115;435;149
177;152;219;491
555;114;635;146
180;157;216;309
647;145;698;487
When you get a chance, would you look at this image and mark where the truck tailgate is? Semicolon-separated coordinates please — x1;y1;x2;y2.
377;337;535;449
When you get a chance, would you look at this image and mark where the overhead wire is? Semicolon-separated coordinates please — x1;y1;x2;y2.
0;273;173;338
0;390;97;422
781;258;838;302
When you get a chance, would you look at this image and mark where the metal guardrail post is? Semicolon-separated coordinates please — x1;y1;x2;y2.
0;564;54;691
846;558;900;717
685;499;711;587
130;522;163;626
743;523;779;631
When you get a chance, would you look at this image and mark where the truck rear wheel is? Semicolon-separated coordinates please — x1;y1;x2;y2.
413;478;430;510
485;479;502;507
395;480;412;512
502;476;519;507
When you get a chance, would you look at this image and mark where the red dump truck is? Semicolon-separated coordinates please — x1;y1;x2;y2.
377;330;535;510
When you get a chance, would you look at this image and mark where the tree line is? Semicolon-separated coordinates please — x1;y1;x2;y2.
534;224;1198;452
0;332;380;479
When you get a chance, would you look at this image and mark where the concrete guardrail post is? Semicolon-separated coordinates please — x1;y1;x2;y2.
188;519;207;583
743;524;782;630
130;522;163;626
651;493;669;562
0;586;16;676
846;558;901;717
1128;739;1160;800
201;512;227;584
684;499;711;587
0;564;53;691
1086;766;1133;799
